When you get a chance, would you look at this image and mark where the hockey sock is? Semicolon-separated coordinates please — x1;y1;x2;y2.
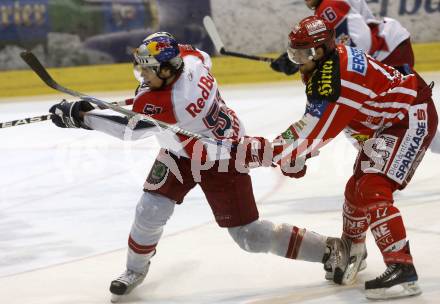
367;204;411;263
342;199;368;243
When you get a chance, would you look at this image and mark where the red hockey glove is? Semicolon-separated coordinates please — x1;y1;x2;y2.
279;157;308;178
276;149;319;179
235;136;274;168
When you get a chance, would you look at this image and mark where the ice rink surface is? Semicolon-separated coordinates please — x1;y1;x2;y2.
1;73;440;304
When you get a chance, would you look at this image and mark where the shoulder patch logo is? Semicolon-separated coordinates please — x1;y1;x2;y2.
143;104;163;115
347;46;367;76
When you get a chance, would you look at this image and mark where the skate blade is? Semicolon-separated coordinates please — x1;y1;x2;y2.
327;259;366;281
341;258;367;285
110;294;122;303
365;281;422;300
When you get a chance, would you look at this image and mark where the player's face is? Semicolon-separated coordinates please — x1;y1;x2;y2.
287;46;316;64
139;66;164;90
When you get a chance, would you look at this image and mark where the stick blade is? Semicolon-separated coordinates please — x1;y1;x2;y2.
203;16;225;54
20;51;57;89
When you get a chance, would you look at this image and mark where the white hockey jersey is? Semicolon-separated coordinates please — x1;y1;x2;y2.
315;0;410;61
84;45;245;161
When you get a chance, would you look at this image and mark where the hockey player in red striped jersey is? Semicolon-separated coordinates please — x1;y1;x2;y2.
48;32;351;302
242;16;438;300
271;0;440;152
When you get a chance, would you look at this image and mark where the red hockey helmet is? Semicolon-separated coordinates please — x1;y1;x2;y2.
287;16;335;64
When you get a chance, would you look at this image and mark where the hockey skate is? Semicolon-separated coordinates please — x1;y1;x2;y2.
365;263;422;300
110;262;150;303
332;240;368;285
322;237;350;282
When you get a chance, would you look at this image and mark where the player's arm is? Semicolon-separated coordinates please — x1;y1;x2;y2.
238;99;359;174
273;100;358;164
49;99;158;140
83;110;157;140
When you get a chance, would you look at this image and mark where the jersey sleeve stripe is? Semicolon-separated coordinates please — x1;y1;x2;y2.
301;104;340;156
387;86;417;97
358;107;406;119
341;79;377;98
365;100;412;109
273;104;340;162
338;96;363;109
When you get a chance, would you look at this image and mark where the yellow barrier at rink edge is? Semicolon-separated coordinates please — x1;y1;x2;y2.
0;42;439;98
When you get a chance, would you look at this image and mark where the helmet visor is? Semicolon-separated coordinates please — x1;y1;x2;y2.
287;46;316;64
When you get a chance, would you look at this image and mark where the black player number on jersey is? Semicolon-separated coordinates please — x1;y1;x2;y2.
203;102;232;139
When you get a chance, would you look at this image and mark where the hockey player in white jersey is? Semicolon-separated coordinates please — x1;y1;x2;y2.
48;32;349;302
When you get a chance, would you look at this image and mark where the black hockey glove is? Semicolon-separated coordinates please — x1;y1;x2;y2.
270;52;300;76
49;99;94;129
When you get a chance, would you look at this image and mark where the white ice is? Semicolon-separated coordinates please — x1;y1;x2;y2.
1;73;440;304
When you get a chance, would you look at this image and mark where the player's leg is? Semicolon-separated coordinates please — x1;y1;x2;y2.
199;162;348;276
353;174;422;300
110;151;196;302
110;192;176;301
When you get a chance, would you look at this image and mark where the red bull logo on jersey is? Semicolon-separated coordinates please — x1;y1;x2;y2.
347;46;367;76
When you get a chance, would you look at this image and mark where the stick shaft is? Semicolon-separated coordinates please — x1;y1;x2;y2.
0;99;132;129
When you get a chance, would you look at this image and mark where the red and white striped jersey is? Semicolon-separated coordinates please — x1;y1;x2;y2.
315;0;410;61
273;45;418;163
132;45;244;160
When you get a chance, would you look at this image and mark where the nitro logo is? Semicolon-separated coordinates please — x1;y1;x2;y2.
347;47;367;76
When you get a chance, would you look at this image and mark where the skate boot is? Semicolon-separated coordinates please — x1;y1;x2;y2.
322;237;350;282
324;254;367;280
110;262;150;303
333;240;368;285
365;263;422;300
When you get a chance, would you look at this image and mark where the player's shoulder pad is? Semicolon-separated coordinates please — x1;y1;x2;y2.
342;45;368;77
132;90;168;116
179;44;206;62
306;51;341;103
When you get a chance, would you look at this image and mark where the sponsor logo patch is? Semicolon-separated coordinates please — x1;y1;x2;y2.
146;160;169;185
306;51;340;103
347;47;367;76
361;134;398;174
281;127;298;140
306;99;329;118
387;105;428;184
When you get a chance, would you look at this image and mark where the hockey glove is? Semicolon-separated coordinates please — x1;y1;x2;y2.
279;157;307;178
49;99;94;129
234;136;274;168
270;52;300;76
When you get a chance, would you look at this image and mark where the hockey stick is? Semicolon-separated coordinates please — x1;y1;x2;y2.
203;16;274;63
19;51;233;148
0;99;133;129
